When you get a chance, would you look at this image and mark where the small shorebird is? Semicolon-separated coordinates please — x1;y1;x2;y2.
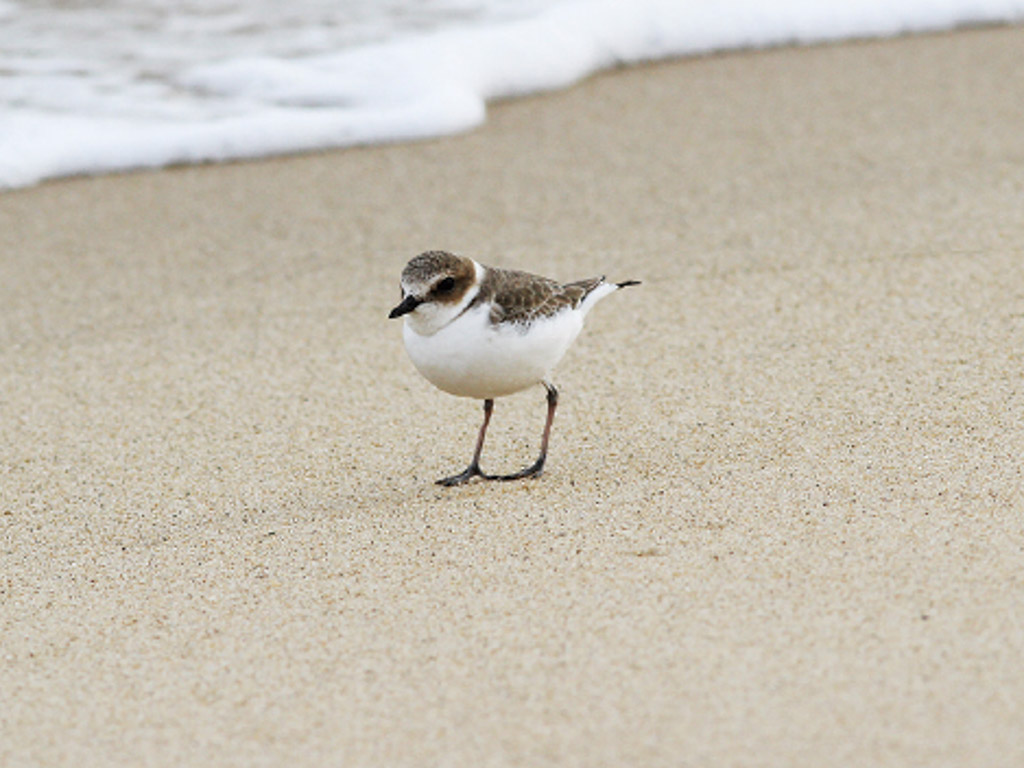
389;250;639;486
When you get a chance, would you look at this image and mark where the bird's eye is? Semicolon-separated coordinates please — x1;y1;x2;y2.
436;277;456;293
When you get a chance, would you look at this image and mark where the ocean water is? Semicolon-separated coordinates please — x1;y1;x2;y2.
2;0;1023;190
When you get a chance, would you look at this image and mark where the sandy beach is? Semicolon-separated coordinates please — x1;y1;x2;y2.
3;24;1024;767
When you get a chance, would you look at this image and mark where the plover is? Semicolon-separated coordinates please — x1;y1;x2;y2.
389;250;639;486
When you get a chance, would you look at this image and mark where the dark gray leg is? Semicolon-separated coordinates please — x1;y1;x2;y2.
493;382;558;481
437;399;493;486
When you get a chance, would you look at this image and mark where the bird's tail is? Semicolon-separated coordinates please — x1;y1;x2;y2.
578;277;641;317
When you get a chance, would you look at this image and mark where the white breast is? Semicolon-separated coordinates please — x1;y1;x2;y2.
403;304;584;399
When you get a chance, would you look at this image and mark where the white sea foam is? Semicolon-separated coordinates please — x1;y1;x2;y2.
2;0;1022;189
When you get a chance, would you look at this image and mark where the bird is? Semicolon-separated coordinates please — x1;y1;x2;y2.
389;250;639;486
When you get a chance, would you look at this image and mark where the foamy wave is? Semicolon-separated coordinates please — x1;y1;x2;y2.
2;0;1023;189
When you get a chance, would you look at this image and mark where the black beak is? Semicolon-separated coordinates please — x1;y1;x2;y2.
388;294;421;319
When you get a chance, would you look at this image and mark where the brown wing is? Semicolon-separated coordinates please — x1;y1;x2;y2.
481;268;606;326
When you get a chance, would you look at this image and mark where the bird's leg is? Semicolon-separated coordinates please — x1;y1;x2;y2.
493;382;558;481
436;399;494;486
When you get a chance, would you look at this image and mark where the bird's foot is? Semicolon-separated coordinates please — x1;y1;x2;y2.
489;456;546;482
435;462;487;486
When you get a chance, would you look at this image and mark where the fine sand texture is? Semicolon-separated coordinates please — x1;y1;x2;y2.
3;25;1024;768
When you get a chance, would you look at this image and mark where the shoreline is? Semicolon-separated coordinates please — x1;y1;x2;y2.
7;5;1024;192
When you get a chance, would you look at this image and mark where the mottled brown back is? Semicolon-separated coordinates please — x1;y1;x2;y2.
474;266;605;326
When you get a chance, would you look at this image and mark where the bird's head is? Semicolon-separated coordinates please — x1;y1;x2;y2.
389;250;479;335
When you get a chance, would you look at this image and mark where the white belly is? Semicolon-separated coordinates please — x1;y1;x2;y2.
403;304;583;399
